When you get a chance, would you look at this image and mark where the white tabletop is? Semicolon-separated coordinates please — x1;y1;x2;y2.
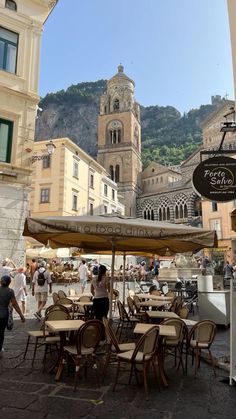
147;311;179;319
182;318;198;327
135;293;173;302
139;300;168;308
45;319;85;332
134;323;176;337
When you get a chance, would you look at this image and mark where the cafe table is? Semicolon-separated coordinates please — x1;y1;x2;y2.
135;293;173;302
138;300;168;309
45;319;85;380
182;318;198;327
134;322;177;387
68;294;92;302
147;311;179;321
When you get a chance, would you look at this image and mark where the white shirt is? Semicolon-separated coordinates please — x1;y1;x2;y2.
0;266;14;278
32;268;52;293
79;264;88;280
12;272;26;302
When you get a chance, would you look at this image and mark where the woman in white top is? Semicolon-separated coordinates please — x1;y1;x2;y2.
12;267;27;315
91;265;110;321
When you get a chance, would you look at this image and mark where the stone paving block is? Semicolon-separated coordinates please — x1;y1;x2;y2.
55;386;103;400
0;379;42;393
0;390;37;409
27;395;94;417
0;407;44;419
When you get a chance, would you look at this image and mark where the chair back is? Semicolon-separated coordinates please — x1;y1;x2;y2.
52;292;59;304
45;303;70;317
161;318;186;345
117;300;129;321
68;288;77;296
150;290;161;296
127;296;135;315
45;304;71;320
178;306;189;319
133;295;141;312
132;326;159;361
170;296;183;313
76;319;104;354
58;290;67;298
189;320;216;348
103;317;120;352
79;295;91;302
57;297;73;305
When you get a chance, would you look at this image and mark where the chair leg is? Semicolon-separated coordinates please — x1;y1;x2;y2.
32;337;39;366
23;335;30;360
102;351;111;381
194;348;200;376
128;363;134;384
113;359;121;392
74;358;81;391
143;362;149;401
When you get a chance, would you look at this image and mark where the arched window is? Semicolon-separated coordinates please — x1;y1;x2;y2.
159;208;162;221
144;210;147;219
107;120;122;144
113;99;119;111
175;205;179;219
167;207;170;220
110;165;114;181
151;210;154;220
115;165;120;182
5;0;17;10
184;204;188;218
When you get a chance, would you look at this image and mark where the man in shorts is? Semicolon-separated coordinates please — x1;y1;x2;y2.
79;260;88;294
32;261;52;320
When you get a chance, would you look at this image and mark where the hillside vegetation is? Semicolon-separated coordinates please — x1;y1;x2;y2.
36;80;221;167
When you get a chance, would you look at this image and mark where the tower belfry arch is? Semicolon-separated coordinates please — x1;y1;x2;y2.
97;65;142;216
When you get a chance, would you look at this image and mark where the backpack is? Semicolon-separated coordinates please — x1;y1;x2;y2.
92;265;99;275
37;270;46;286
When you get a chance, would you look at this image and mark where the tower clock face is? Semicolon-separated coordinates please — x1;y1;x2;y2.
110;120;122;129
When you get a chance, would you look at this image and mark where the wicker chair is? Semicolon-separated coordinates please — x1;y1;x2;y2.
116;300;139;341
58;290;67;299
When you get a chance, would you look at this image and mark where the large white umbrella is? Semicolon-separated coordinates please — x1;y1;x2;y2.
23;214;217;318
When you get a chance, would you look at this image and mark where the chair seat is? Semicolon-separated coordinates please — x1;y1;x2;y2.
28;330;50;338
164;338;180;346
190;339;209;349
63;345;94;356
116;342;136;352
45;336;60;343
117;350;152;363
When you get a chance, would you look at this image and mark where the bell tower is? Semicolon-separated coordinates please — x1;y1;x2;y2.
97;65;142;216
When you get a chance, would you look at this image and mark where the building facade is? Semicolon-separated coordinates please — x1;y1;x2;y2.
30;138;124;217
0;0;57;264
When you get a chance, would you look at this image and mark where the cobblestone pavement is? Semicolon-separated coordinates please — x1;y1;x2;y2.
1;282;234;419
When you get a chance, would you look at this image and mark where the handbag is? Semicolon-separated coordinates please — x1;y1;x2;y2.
7;304;14;331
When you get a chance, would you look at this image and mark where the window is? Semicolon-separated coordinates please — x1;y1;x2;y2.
112;189;115;200
0;27;18;73
104;184;108;196
89;203;93;215
42;155;51;169
72;192;78;211
90;174;94;188
104;205;108;214
73;160;79;178
5;1;17;11
40;188;50;203
212;202;218;212
115;165;120;182
110;165;114;181
0;118;13;163
113;99;119;111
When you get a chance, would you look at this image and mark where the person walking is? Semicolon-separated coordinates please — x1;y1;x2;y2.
79;260;88;294
0;275;25;356
12;267;27;315
29;259;37;290
0;258;17;279
223;261;234;288
32;261;52;320
91;265;110;321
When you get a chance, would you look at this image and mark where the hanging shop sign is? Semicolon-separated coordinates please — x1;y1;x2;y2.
192;155;236;202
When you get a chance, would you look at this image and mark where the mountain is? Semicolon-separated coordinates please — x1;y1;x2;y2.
35;80;223;167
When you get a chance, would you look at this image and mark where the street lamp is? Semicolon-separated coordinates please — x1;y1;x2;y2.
31;140;56;163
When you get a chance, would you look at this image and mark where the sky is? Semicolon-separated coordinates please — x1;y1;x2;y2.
39;0;234;114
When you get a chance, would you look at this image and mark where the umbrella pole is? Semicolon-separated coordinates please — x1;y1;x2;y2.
123;252;126;304
109;242;116;320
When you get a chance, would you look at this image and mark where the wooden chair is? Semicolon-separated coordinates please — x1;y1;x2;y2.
102;317;135;379
23;305;70;366
52;292;59;304
113;326;160;400
58;290;67;298
79;295;92;302
178;306;189;319
127;296;147;322
187;320;217;376
63;319;104;391
116;300;139;341
161;318;187;373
